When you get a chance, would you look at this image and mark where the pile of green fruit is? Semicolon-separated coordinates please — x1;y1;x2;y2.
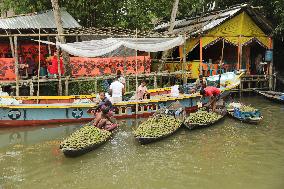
133;114;182;138
60;126;111;150
185;110;222;125
240;105;257;112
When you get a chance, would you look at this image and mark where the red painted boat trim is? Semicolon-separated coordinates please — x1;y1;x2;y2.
0;118;94;127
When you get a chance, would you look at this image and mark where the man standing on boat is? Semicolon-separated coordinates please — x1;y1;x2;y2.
109;76;125;103
200;86;221;112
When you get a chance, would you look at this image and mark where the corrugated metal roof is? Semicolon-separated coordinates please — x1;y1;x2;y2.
154;4;248;35
0;9;81;29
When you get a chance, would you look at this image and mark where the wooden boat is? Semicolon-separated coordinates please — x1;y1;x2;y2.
227;111;262;124
136;126;181;145
61;123;118;157
226;102;263;124
184;107;227;130
254;90;284;103
0;72;242;127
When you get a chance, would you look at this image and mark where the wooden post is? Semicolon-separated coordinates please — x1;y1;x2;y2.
269;38;274;90
14;36;19;96
76;35;79;42
29;80;34;96
126;78;130;92
56;40;63;95
237;36;240;70
154;74;157;88
51;0;71;76
9;36;15;57
65;76;69;95
199;37;203;76
94;78;97;93
182;35;187;84
239;79;242;98
47;36;52;55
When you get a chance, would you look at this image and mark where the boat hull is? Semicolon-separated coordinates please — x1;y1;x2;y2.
228;111;263;124
0;92;207;127
255;90;284;103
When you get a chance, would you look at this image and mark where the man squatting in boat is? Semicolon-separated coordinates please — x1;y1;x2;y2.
92;92;116;130
200;86;221;112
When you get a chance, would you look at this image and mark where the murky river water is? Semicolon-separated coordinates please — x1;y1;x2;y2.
0;96;284;189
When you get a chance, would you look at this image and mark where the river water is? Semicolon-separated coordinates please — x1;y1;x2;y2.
0;96;284;189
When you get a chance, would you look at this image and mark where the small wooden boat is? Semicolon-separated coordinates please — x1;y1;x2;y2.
227;111;263;124
135;102;184;145
254;90;284;103
226;102;262;124
60;123;118;157
136;124;182;145
62;136;111;157
184;107;227;130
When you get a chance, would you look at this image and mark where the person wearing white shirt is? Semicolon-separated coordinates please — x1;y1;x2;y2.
170;80;179;97
109;76;125;103
117;70;126;87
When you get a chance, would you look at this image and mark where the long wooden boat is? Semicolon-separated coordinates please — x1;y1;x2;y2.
254;90;284;103
0;72;242;127
184;107;227;130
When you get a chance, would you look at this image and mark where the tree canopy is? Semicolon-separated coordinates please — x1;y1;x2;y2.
0;0;283;34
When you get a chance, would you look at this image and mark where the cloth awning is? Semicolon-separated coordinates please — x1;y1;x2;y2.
38;36;185;57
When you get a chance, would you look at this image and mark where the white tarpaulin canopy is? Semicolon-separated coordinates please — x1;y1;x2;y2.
37;36;185;57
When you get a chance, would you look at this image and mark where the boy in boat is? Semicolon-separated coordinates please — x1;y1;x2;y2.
199;86;221;112
92;92;115;130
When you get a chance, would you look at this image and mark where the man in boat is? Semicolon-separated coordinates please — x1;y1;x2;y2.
199;86;221;112
92;92;115;130
109;76;125;103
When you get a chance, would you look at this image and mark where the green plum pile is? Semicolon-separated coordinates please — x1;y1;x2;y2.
185;110;222;125
239;105;257;112
133;114;182;138
60;126;111;150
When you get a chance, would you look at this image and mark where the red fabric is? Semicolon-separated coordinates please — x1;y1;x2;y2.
205;86;221;97
0;58;16;80
70;56;151;77
48;56;64;75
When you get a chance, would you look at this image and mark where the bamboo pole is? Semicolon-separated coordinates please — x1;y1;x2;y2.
182;34;187;84
65;76;69;95
36;29;41;103
9;36;15;57
47;36;52;55
135;29;138;114
29;80;34;96
13;36;19;96
269;38;274;90
56;37;63;96
199;36;203;76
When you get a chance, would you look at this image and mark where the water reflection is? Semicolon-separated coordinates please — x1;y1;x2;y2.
0;96;284;189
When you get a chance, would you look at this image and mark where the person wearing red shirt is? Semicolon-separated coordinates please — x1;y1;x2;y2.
48;52;64;78
200;86;221;112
